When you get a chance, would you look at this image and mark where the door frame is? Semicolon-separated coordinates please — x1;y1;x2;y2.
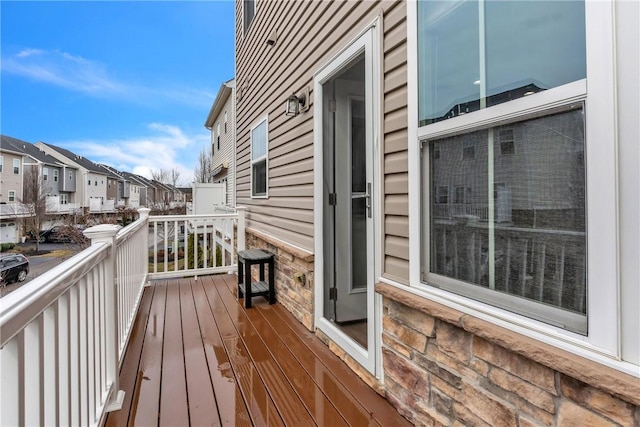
313;19;382;376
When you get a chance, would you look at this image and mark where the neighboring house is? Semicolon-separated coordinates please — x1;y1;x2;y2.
99;164;128;207
0;136;26;205
164;183;185;207
120;171;148;208
0;136;27;243
133;175;158;207
2;136;79;213
36;142;110;212
177;186;193;204
205;78;236;206
235;1;639;425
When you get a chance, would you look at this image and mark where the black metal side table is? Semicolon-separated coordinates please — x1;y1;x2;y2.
237;249;275;308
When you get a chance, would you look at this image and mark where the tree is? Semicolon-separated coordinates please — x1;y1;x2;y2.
150;168;169;184
169;168;181;187
20;166;50;252
194;146;213;183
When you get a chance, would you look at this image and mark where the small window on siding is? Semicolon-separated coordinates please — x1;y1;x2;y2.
13;159;20;174
243;0;255;33
217;123;221;150
53;170;59;182
43;168;49;181
8;190;16;202
251;116;268;197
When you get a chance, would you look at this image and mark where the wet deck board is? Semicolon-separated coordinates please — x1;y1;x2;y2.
104;274;411;426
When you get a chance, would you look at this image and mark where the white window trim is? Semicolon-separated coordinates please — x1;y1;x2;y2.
8;190;16;202
250;115;269;199
407;1;631;373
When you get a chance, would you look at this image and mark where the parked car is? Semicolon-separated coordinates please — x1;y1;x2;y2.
36;225;87;243
0;253;29;286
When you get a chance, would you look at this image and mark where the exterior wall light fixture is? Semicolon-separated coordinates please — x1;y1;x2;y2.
285;87;310;116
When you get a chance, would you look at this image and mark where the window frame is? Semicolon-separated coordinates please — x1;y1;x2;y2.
53;169;59;182
43;167;49;181
13;159;20;175
0;156;3;173
8;190;16;202
250;115;269;198
407;1;621;362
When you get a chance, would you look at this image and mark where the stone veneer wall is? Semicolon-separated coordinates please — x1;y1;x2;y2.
245;228;315;330
377;283;640;427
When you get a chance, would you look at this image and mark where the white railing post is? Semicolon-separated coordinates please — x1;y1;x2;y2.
138;207;151;222
236;206;246;252
83;224;125;412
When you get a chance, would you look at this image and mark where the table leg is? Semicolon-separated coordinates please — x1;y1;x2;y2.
245;261;252;308
268;257;275;304
238;260;244;298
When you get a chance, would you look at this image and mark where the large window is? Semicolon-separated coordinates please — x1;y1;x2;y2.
251;116;268;197
418;1;590;334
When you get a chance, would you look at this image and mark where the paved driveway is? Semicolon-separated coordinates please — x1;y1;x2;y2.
1;243;83;297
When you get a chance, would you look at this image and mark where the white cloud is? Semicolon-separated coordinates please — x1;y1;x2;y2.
3;48;127;96
61;123;209;185
16;48;44;58
1;48;213;107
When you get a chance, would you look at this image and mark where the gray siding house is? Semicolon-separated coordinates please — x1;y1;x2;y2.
1;136;79;210
234;1;639;425
36;142;109;212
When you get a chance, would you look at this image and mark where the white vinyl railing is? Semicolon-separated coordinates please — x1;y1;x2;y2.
0;236;119;427
148;208;245;279
0;207;244;426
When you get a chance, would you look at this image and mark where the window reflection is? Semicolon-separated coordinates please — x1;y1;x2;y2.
418;0;586;125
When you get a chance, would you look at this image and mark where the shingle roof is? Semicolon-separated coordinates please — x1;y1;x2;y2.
38;141;106;174
1;135;73;168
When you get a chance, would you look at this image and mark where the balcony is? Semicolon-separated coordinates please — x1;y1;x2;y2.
0;208;408;426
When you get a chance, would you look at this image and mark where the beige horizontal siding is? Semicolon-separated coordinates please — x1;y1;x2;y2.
385;194;409;217
381;1;409;281
236;0;386;253
236;0;409;279
385;215;410;239
385;173;409;195
385;235;409;260
385;151;409;174
384;256;410;285
385;128;408;155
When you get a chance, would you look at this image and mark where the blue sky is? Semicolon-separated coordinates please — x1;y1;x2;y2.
1;1;235;185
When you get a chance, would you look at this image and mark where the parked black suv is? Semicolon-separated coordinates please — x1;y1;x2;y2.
0;253;29;286
34;225;87;243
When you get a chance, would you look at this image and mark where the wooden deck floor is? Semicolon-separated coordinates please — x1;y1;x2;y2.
104;274;411;426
